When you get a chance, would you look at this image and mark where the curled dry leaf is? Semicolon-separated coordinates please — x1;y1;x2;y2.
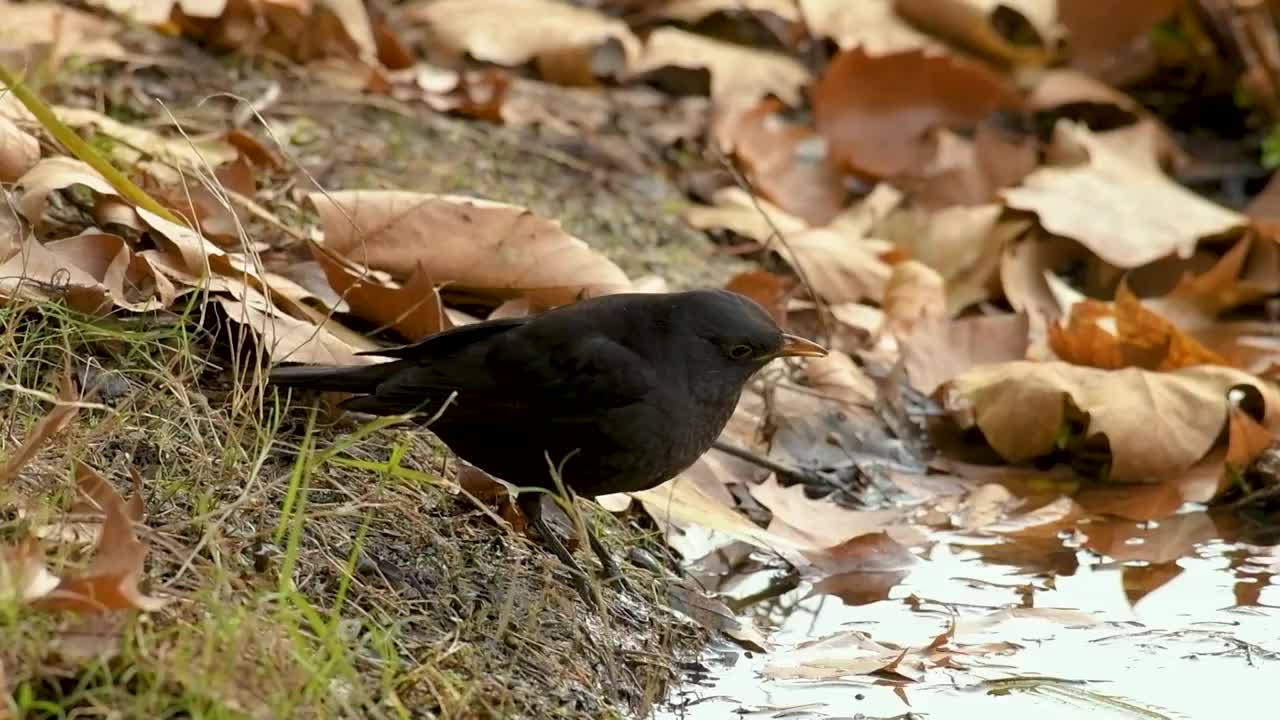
216;289;376;366
409;0;640;79
881;259;946;338
629;469;814;569
1025;69;1185;172
684;186;808;241
944;360;1280;483
1057;0;1178;86
776;227;892;304
724;270;790;326
1002;122;1245;268
749;475;907;550
310;190;631;305
309;240;452;342
629;27;811;106
0;229;172;315
1049;285;1230;371
1227;404;1274;473
30;463;167;613
713;98;846;226
0;115;39;183
812;47;1022;178
1143;234;1274;330
14;157;120;228
0;369;82;485
878;203;1002;299
894;0;1061;65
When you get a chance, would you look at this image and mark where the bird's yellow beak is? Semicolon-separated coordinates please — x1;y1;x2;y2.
778;333;828;358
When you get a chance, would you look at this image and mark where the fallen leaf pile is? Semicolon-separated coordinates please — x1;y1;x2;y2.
6;0;1280;694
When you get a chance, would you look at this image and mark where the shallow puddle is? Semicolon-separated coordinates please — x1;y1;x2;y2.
659;508;1280;719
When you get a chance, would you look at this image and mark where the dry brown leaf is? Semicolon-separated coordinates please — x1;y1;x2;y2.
0;370;82;485
763;630;903;680
713;98;846;225
812;47;1022;178
749;475;907;549
14;157;121;228
139;153;257;244
683;187;808;241
0;235;111;315
309;240;452;342
1002;122;1245;268
216;290;376;366
684;188;892;303
0;115;39;183
629;27;810;106
1247;172;1280;223
878;204;1001;290
409;0;639;80
1227;405;1274;473
1049;284;1231;371
900;313;1030;394
881;259;946;338
630;469;813;568
0;0;127;65
0;225;172;313
775;227;892;304
1144;234;1269;330
998;230;1090;319
724;270;790;326
894;0;1060;64
310;190;631;305
30;463;166;613
1057;0;1178;86
1026;69;1184;172
47;231;175;311
886;128;1007;208
945;360;1280;482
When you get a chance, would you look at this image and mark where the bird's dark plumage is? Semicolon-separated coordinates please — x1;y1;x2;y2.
268;289;826;600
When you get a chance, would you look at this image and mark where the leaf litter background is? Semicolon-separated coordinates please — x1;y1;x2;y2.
4;0;1280;718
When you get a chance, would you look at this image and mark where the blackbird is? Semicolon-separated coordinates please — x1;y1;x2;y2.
268;289;826;602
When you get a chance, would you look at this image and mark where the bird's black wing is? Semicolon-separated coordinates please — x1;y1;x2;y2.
487;329;660;421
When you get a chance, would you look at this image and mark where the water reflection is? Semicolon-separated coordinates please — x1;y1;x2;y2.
659;507;1280;720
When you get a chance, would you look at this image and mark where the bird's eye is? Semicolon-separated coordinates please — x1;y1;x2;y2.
728;344;753;360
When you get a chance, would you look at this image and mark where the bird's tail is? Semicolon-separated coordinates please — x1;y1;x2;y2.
267;362;399;394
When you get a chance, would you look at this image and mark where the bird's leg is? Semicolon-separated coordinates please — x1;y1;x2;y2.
517;492;598;607
584;524;631;592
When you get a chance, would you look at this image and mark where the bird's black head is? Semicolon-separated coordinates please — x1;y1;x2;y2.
673;289;827;366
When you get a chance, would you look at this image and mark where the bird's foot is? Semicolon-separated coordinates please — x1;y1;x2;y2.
586;525;634;595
